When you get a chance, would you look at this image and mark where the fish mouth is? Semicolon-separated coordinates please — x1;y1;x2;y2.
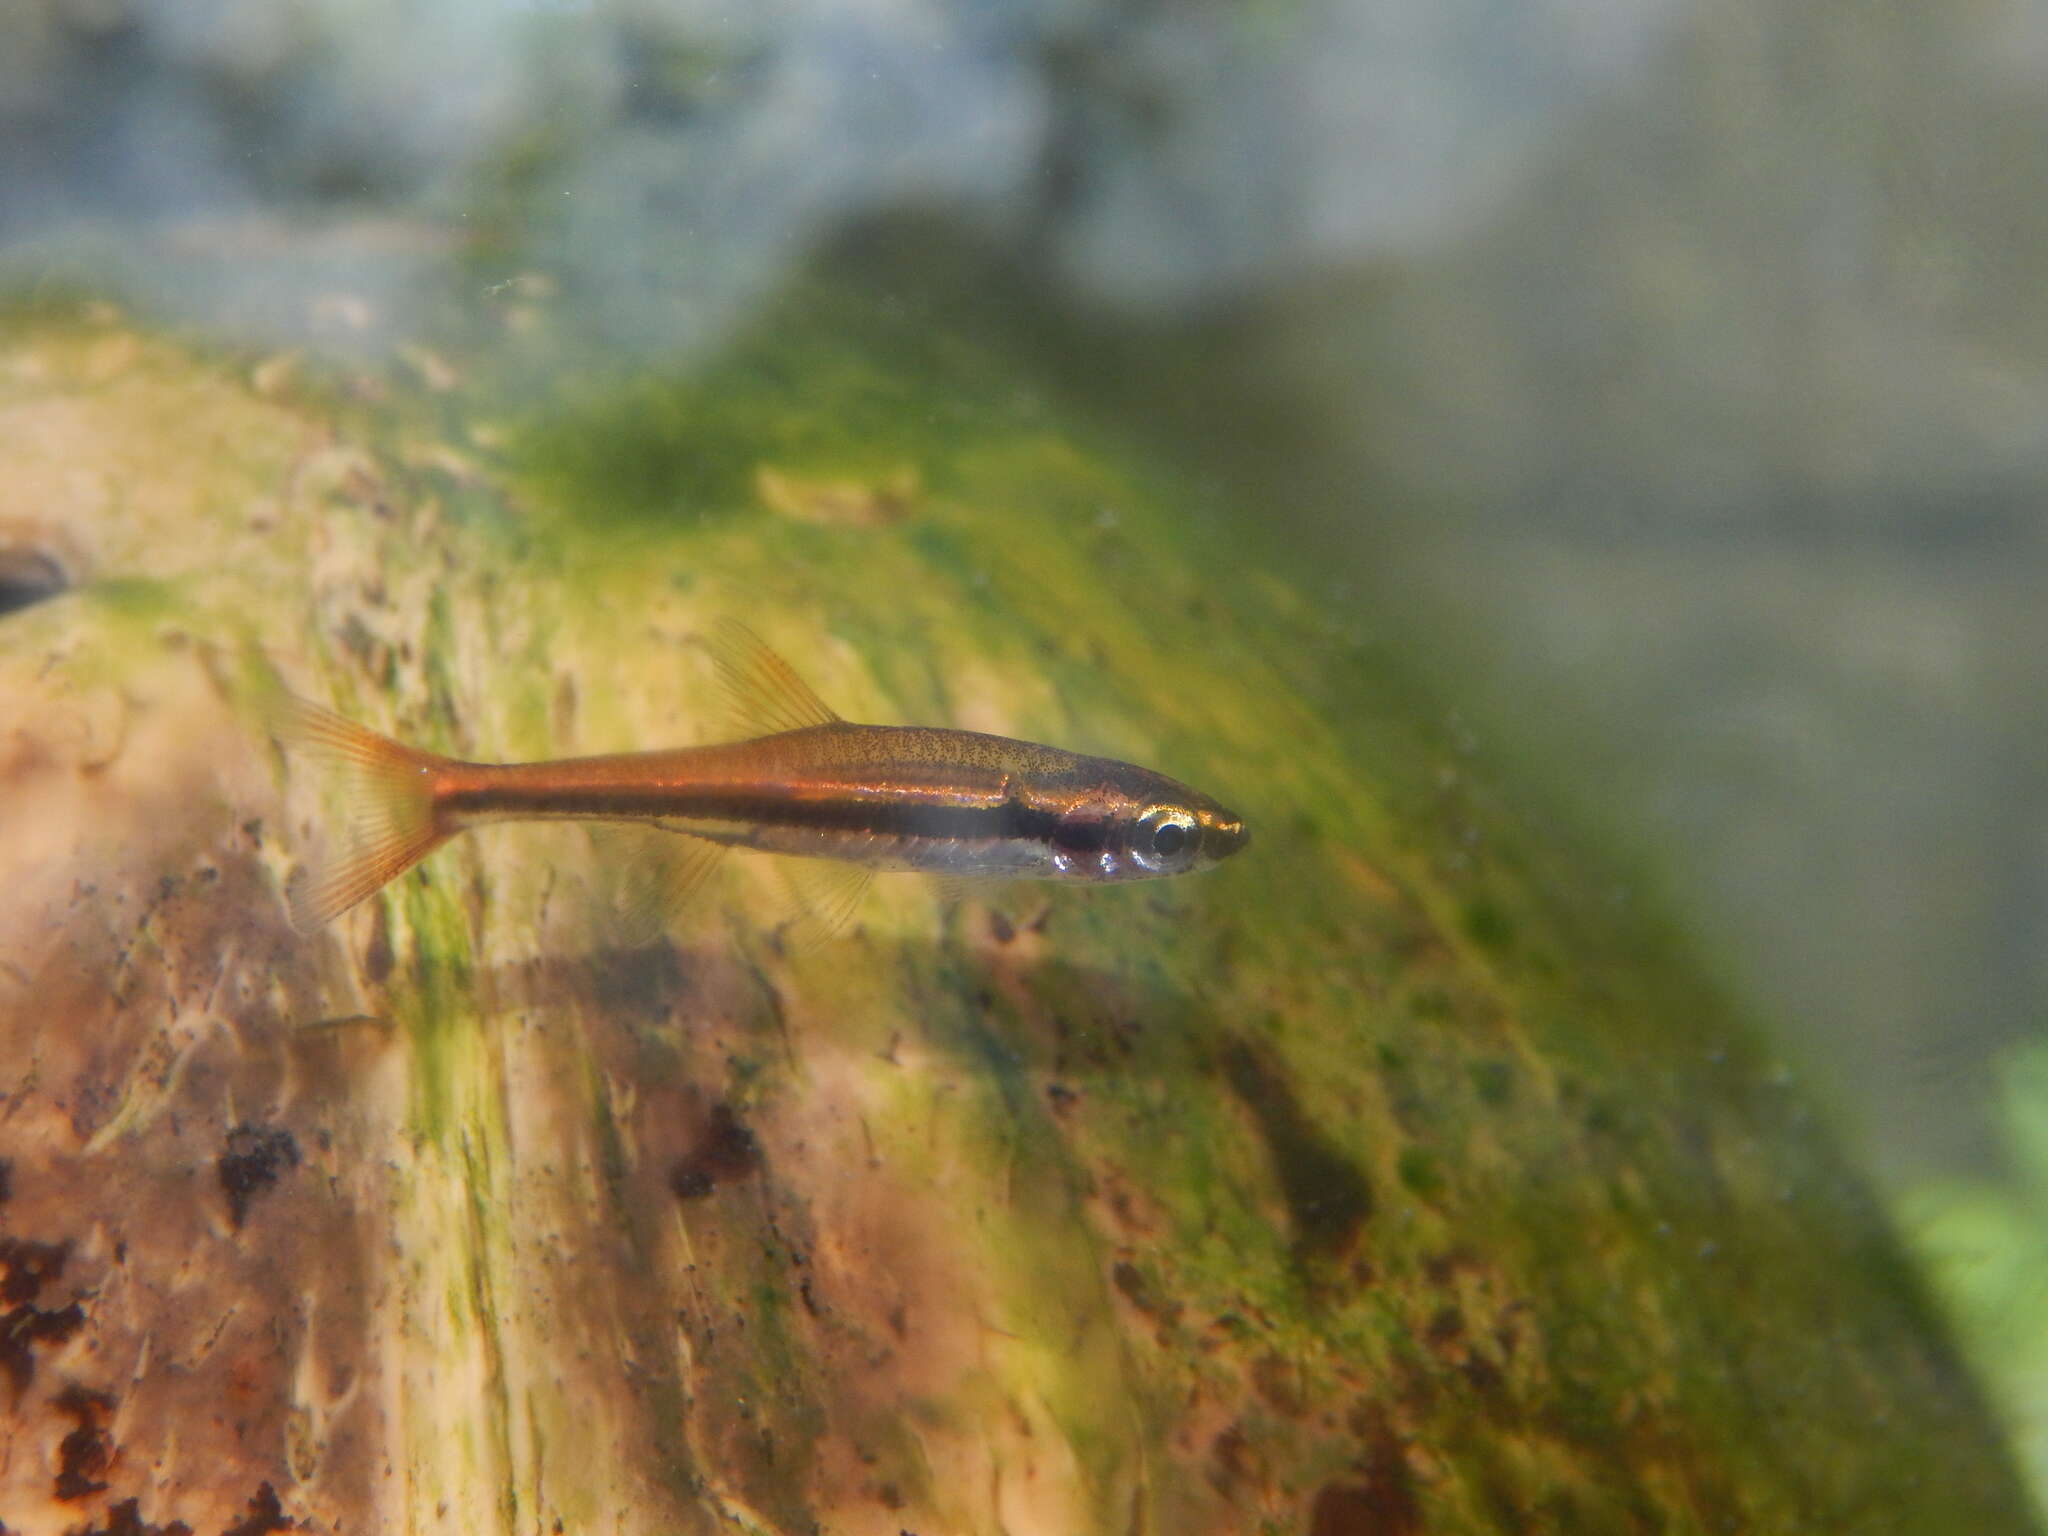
1206;812;1250;860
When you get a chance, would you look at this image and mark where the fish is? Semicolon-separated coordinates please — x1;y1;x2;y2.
266;620;1249;934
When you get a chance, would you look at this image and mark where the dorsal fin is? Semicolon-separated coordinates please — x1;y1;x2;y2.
702;618;843;739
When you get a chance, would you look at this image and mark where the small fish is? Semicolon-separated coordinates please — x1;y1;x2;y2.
267;621;1249;933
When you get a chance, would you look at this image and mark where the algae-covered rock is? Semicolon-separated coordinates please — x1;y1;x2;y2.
0;287;2032;1535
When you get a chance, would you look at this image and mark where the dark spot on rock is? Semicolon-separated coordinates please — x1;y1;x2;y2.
0;1158;11;1205
218;1124;301;1228
1111;1260;1155;1313
1384;1359;1437;1417
1396;1146;1443;1200
1422;1248;1476;1287
53;1383;115;1501
0;545;68;618
670;1104;760;1200
1313;1406;1420;1536
335;612;378;667
552;673;578;743
987;909;1015;944
1045;1081;1078;1117
363;910;393;984
1469;1058;1515;1106
1209;1423;1263;1495
0;1237;85;1393
1220;1037;1373;1264
72;1496;193;1536
0;1298;85;1394
1493;1315;1522;1361
1478;1473;1526;1530
1461;1353;1505;1395
593;941;685;1023
1310;1481;1392;1536
221;1481;294;1536
1582;1094;1623;1137
1425;1305;1465;1349
1251;1353;1306;1415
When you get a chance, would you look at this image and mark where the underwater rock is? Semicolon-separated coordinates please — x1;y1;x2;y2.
0;297;2029;1534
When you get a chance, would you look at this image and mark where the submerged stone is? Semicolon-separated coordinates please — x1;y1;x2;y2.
0;290;2028;1534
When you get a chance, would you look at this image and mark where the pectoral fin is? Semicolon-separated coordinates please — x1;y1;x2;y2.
588;823;728;946
776;858;876;951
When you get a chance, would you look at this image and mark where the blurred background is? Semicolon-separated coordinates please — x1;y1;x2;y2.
5;0;2046;1497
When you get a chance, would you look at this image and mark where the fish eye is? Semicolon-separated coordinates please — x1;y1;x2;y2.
1136;806;1199;868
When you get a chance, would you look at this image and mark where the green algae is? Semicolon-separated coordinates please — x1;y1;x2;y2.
507;280;1020;536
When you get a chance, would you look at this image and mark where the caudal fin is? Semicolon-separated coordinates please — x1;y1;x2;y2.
264;692;449;930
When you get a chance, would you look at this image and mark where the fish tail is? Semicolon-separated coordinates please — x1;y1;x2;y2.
264;692;451;930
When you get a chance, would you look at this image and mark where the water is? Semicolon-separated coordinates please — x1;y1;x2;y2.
1;1;2044;1530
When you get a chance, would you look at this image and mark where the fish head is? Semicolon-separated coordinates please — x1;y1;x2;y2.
1040;766;1246;881
1123;787;1249;878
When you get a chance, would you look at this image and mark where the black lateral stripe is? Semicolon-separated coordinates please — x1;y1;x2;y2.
456;782;1036;844
1007;802;1107;853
